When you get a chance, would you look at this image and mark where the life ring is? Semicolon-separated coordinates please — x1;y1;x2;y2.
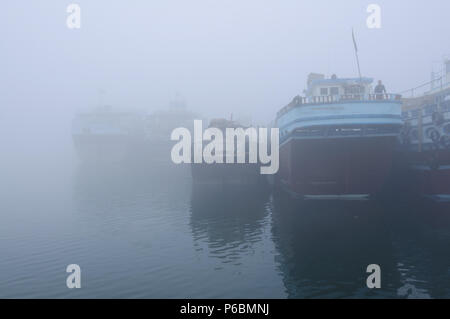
426;127;441;143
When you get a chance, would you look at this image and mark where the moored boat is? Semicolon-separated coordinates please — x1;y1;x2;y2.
275;73;403;200
399;59;450;201
72;105;145;163
140;97;199;162
190;118;264;186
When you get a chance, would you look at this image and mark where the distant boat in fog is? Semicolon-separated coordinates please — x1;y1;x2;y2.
190;118;266;186
71;105;145;163
139;97;201;162
72;98;202;165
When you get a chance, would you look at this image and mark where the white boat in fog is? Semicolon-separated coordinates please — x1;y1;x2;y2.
72;99;202;164
139;98;201;162
72;105;145;163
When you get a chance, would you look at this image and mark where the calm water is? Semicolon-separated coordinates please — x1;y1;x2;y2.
1;113;450;299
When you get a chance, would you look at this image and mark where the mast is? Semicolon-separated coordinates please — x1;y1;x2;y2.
352;28;363;88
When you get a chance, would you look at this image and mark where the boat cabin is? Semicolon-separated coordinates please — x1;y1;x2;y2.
277;73;401;118
305;73;373;98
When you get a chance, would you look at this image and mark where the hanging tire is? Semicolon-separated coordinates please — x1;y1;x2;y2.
427;127;440;143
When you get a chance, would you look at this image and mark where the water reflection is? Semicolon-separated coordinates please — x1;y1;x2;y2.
271;191;450;298
71;161;450;298
73;161;192;224
271;192;400;298
189;185;271;265
382;198;450;299
70;161;195;298
5;152;449;298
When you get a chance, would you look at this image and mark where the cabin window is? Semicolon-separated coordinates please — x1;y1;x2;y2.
330;87;339;95
320;88;328;95
344;85;365;95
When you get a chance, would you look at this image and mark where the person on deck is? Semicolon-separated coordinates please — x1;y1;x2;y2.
374;80;387;99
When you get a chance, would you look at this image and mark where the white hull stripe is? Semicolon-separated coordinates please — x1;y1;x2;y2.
278;114;402;131
410;164;450;171
279;133;398;148
303;194;370;201
423;194;450;202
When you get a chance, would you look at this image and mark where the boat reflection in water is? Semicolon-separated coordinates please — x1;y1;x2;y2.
68;124;450;299
270;192;401;298
190;184;271;263
188;184;288;298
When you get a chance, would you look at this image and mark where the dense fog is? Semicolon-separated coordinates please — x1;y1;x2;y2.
1;1;450;299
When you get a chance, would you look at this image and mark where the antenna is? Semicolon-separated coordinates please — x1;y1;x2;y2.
352;28;363;86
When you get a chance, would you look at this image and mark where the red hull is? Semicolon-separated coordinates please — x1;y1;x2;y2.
279;136;397;196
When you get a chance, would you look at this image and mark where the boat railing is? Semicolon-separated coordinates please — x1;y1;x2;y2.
277;93;402;117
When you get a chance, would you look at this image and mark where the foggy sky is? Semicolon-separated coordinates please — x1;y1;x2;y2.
1;1;450;123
